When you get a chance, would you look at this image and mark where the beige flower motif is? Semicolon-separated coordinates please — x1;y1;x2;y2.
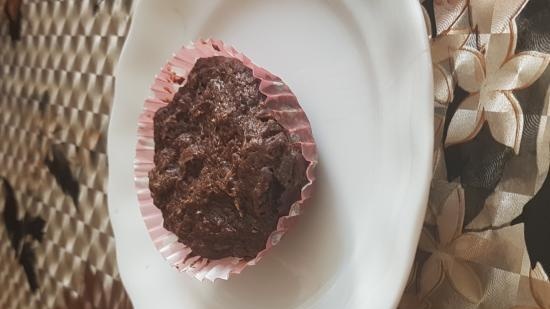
433;63;455;105
418;185;492;303
425;1;467;106
512;266;550;309
420;0;467;38
429;26;468;107
428;0;532;107
399;262;432;309
445;33;550;153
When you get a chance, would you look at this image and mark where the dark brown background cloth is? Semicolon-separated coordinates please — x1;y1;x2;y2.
0;0;134;308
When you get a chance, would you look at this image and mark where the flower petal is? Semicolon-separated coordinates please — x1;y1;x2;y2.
424;205;437;225
453;48;485;93
450;234;491;259
485;92;524;153
419;228;438;252
437;186;465;245
399;294;431;309
419;254;445;300
530;266;550;309
445;93;484;146
434;0;468;34
434;64;454;104
485;31;517;75
486;51;550;91
445;259;484;303
530;263;549;282
431;32;469;64
469;0;497;33
470;0;525;37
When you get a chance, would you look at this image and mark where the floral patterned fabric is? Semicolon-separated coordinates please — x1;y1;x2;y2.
400;0;550;308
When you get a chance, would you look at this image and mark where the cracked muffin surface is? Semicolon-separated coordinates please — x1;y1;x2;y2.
149;56;307;259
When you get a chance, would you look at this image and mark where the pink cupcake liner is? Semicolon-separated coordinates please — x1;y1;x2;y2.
134;39;318;282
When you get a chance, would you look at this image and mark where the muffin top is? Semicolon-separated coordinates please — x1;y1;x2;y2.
149;56;307;259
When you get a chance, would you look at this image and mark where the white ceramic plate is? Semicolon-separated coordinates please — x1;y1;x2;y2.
108;0;433;308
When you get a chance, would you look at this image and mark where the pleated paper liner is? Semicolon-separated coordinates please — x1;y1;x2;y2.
134;39;317;281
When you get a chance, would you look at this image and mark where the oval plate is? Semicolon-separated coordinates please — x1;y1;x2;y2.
108;0;433;308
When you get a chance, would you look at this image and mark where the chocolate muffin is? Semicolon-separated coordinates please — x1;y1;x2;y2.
149;56;308;260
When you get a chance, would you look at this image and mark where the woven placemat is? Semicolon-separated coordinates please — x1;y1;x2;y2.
0;0;134;308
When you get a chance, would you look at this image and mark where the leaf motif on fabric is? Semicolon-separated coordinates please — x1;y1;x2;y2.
444;259;484;303
437;186;465;245
468;0;497;34
484;31;516;76
420;254;445;300
450;233;492;261
424;206;438;225
419;228;438;252
484;92;524;152
433;64;455;104
486;52;550;91
445;93;484;146
454;48;485;93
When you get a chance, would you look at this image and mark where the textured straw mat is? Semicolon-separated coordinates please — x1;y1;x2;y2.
0;0;134;308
